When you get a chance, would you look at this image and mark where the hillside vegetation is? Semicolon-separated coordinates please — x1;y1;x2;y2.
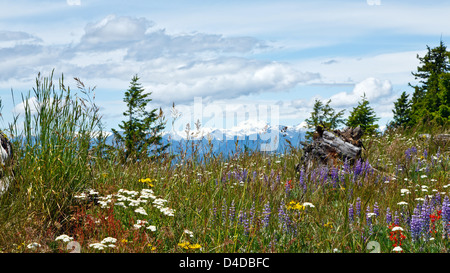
0;72;448;253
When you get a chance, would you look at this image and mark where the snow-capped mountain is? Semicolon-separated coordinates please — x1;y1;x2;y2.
104;120;307;159
161;120;307;157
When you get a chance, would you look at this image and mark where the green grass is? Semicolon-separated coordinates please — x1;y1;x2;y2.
0;73;449;253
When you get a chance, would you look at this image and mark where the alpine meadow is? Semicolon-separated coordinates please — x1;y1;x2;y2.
0;1;449;255
0;41;448;254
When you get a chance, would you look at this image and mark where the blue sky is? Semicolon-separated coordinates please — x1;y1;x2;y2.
1;0;449;133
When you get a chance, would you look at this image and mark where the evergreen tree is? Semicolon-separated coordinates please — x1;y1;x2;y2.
112;74;169;161
304;99;345;141
391;91;412;128
346;94;379;136
409;40;450;125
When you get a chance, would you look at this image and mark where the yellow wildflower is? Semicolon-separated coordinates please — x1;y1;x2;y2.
189;243;202;250
178;241;202;250
286;201;305;211
139;178;155;187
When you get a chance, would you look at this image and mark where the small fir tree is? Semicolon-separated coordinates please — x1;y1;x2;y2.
112;74;168;161
346;94;379;136
304;99;345;141
391;91;412;128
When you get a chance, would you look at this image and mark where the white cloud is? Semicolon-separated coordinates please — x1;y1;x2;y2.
12;97;40;116
144;58;319;105
79;15;154;50
328;77;393;108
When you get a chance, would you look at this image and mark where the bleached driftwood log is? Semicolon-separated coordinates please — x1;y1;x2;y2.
0;132;13;196
296;126;364;172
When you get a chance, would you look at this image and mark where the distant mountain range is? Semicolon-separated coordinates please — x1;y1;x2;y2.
104;120;307;159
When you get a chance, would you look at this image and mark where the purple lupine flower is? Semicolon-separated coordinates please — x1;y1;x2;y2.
366;206;375;235
299;168;307;194
366;205;372;224
262;201;271;228
410;206;422;241
441;196;450;236
278;200;289;232
228;200;235;225
394;211;400;226
374;202;379;217
420;200;431;238
423;149;428;159
442;196;450;222
330;167;339;188
354;159;363;177
348;204;354;223
363;159;372;176
356;197;362;218
386;207;392;224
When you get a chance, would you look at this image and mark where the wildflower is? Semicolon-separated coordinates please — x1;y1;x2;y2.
302;202;315;208
262;201;271;228
348;204;354;223
139;178;155;187
389;224;407;249
160;207;175;216
410;207;422;241
89;243;107;250
178;242;190;250
133;220;148;229
397;201;408;206
366;212;377;219
184;229;194;238
26;242;41;249
286;201;304;210
147;225;157;232
101;237;117;244
430;210;441;234
356;197;361;217
385;207;392;224
135;207;148;215
374;202;379;217
400;189;410;195
115;202;127;208
55;234;74;243
391;226;404;232
189;243;202;250
392;246;403;252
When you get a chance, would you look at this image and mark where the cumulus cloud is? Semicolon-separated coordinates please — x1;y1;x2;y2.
328;77;393;107
1;14;320;120
145;58;319;104
78;15;155;51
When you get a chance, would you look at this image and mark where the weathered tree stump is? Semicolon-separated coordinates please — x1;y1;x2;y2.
0;132;14;196
296;126;364;172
